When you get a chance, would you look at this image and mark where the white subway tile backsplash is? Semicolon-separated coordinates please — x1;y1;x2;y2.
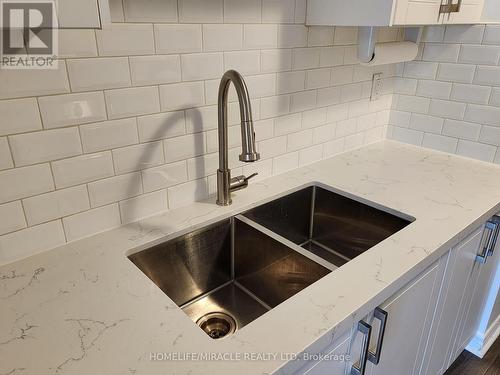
63;204;121;242
159;81;205;111
123;0;177;22
456;140;497;162
0;62;70;99
459;45;500;65
416;80;452;99
261;49;292;73
80;118;138;153
258;135;287;158
287;129;313;151
203;25;243;52
0;164;54;204
437;63;475;83
422;133;458;153
130;55;181;86
23;185;90;226
58;29;97;58
464;104;500;126
274;113;302;136
244;25;278;49
428;99;466;120
320;46;344;67
273;152;299;174
473;66;500;86
317;87;341;107
308;27;334;47
278;25;308;48
67;58;131;92
479;126;500;147
403;61;438;79
224;51;261;75
483;26;500;45
423;43;460;62
450;83;491;104
0;98;41;136
164;133;206;162
168;178;208;209
389;126;424;146
0;138;12;171
0;201;26;236
0;221;65;264
155;24;202;54
442;120;481;141
105;86;160;120
113;142;164;174
119;189;168;224
422;26;445;43
444;25;484;44
181;53;223;81
89;172;143;207
491;88;500;107
52;152;114;188
179;0;223;23
306;68;331;90
224;0;261;23
38;92;106;128
96;24;155;56
137;111;185;142
260;95;290;119
277;71;305;94
9;128;82;167
334;27;358;45
292;48;320;70
262;0;295;23
142;161;188;192
290;90;317;112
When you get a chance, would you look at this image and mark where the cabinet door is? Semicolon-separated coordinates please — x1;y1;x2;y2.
452;221;499;361
420;227;483;375
444;0;485;23
300;334;350;375
392;0;444;25
366;259;444;375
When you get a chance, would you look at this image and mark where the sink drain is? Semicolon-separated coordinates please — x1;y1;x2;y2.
196;312;237;339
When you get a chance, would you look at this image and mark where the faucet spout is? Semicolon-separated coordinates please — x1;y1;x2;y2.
216;70;260;206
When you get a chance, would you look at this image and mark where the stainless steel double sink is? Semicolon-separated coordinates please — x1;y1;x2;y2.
128;185;413;339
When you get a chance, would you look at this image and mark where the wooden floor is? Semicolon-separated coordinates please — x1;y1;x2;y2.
444;337;500;375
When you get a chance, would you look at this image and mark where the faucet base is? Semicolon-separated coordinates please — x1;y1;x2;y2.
216;169;232;206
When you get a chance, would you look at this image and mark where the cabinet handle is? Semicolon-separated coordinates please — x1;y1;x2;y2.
487;216;500;256
368;307;388;365
351;321;372;375
476;220;498;263
439;0;462;13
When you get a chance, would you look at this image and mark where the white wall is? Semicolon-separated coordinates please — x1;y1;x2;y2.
388;25;500;164
0;0;398;264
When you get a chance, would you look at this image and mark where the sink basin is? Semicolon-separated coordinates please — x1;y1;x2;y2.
128;217;331;339
243;185;413;268
128;184;412;339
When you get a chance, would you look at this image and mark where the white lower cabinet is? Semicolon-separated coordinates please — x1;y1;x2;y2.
287;216;499;375
366;260;444;375
301;335;350;375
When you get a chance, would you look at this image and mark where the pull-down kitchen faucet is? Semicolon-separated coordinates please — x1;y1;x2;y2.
216;70;260;206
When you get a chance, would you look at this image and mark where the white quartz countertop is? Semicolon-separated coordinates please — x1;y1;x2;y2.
2;140;500;375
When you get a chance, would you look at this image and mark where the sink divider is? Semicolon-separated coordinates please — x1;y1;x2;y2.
234;214;338;272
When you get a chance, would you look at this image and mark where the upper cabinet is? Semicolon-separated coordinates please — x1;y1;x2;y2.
307;0;497;26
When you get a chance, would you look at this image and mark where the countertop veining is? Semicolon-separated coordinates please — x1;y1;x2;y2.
1;140;500;375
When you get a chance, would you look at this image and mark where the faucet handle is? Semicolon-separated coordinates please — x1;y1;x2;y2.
244;172;258;182
229;172;259;192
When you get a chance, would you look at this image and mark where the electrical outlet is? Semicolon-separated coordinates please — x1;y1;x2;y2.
370;72;383;101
